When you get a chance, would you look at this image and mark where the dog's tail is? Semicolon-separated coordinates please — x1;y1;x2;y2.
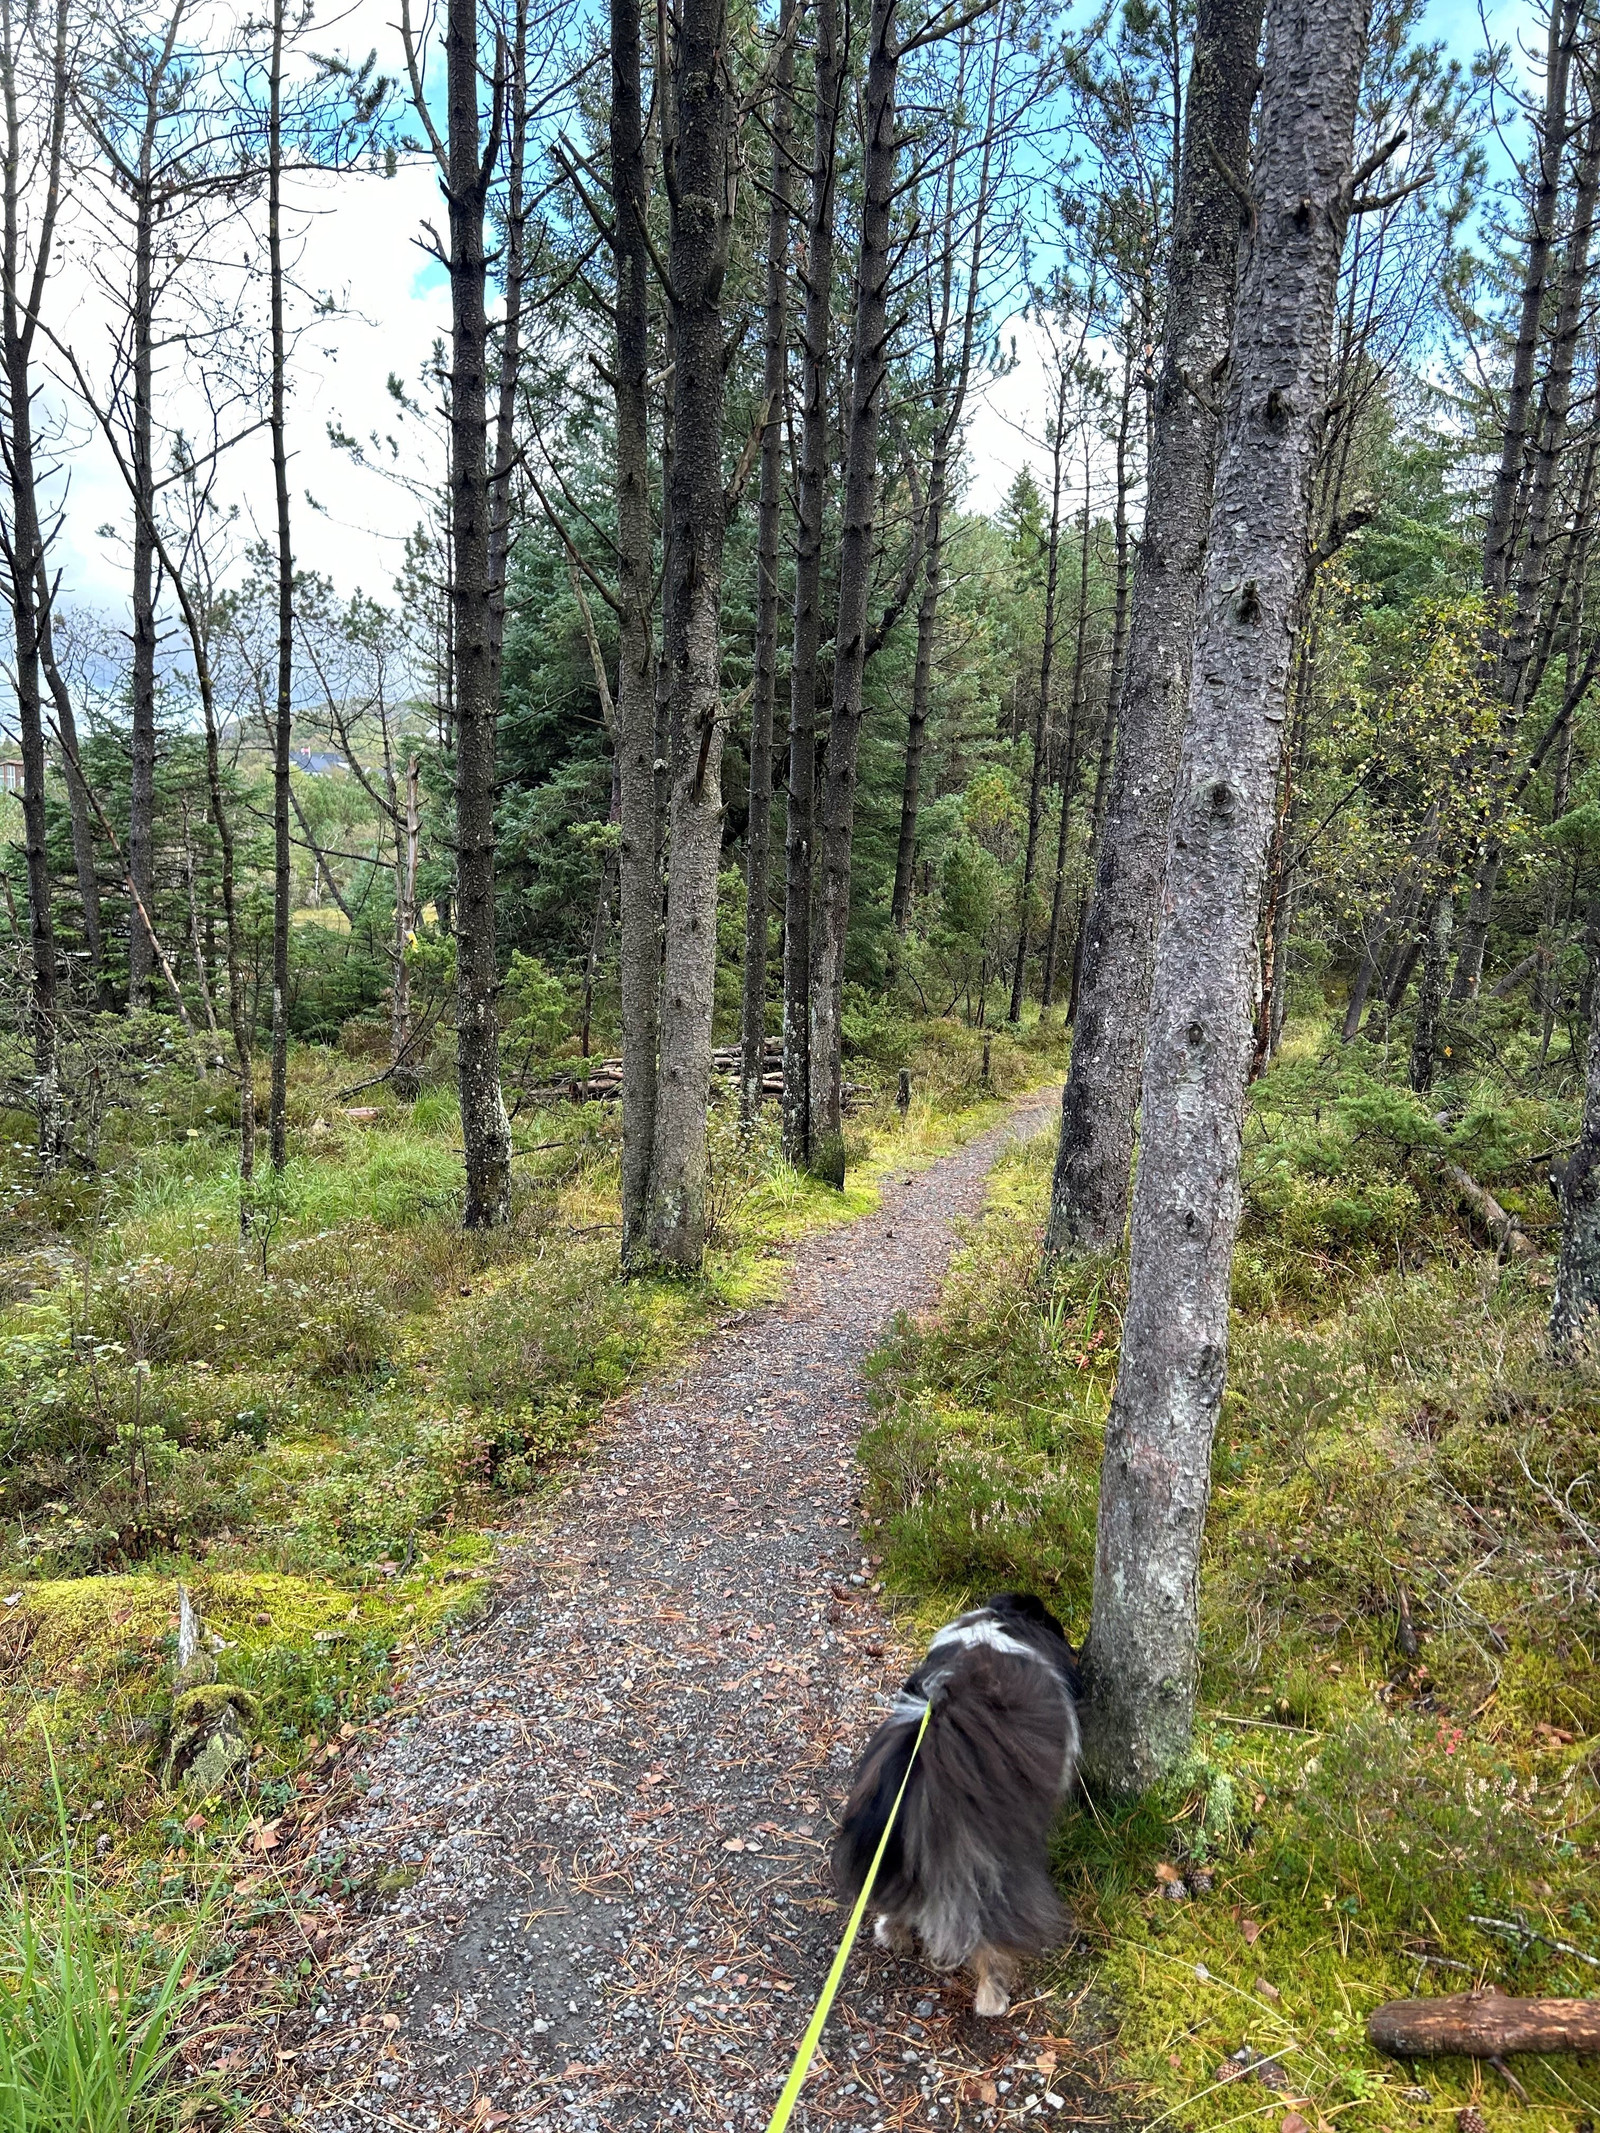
831;1648;1077;1970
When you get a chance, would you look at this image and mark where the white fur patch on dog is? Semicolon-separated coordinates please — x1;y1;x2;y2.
927;1615;1040;1666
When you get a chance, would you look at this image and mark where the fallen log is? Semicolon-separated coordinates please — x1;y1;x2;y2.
1369;1990;1600;2058
1442;1160;1538;1260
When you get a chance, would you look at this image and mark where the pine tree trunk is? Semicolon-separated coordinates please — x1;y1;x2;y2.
392;753;420;1090
1010;364;1070;1022
610;0;660;1265
1453;96;1600;1002
1409;881;1453;1093
445;0;512;1228
128;160;158;1010
1044;0;1265;1257
740;0;795;1128
267;0;293;1170
645;0;734;1267
1482;0;1580;616
889;20;1002;949
37;581;107;1005
1079;0;1369;1794
1553;999;1600;1353
1069;347;1138;1020
204;713;256;1221
4;346;59;1163
890;474;943;941
1039;477;1091;1011
1;0;70;1162
782;0;842;1169
809;0;899;1189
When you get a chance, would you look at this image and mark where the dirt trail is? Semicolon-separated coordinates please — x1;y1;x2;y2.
272;1092;1122;2133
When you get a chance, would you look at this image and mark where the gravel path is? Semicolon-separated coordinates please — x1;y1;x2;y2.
268;1094;1123;2133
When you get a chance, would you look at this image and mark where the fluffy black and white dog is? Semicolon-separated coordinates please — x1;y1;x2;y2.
830;1592;1080;2017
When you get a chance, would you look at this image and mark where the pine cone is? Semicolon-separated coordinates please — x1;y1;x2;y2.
1456;2109;1489;2133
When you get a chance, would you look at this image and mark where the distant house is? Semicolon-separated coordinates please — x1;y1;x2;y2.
0;759;23;794
290;747;347;777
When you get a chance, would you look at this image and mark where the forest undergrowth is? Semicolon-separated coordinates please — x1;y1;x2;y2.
864;1015;1600;2132
0;1007;1063;2125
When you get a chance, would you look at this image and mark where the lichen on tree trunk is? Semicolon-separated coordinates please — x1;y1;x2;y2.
809;0;900;1189
1043;0;1265;1257
1080;0;1371;1794
645;0;734;1269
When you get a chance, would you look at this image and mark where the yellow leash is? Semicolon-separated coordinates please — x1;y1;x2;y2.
764;1699;932;2133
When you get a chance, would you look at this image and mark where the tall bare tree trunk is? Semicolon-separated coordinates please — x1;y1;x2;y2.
781;0;842;1168
488;0;527;691
1040;465;1092;1011
810;0;899;1188
267;0;293;1169
644;0;735;1267
127;137;158;1009
441;0;512;1226
1452;94;1600;1001
1080;0;1369;1793
1482;0;1580;619
740;0;796;1127
1044;0;1264;1257
1010;361;1070;1020
1554;996;1600;1353
36;576;106;1004
392;752;420;1088
610;0;659;1265
1;0;70;1161
1409;877;1453;1093
889;17;1002;948
1069;341;1139;1020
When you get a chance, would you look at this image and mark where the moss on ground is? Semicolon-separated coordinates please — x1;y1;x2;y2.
861;1030;1600;2131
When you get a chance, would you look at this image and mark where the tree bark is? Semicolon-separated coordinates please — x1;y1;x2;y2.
609;0;660;1265
1453;91;1600;1001
392;752;420;1088
1;0;70;1162
781;0;842;1169
1009;360;1070;1021
488;0;527;688
1554;988;1600;1353
1408;878;1453;1093
1482;0;1580;617
1044;0;1265;1257
36;575;107;1006
267;0;293;1170
442;0;512;1227
127;95;160;1011
889;18;1002;947
808;0;900;1189
1079;0;1369;1794
1370;1993;1600;2060
1039;466;1091;1012
644;0;735;1267
739;0;796;1128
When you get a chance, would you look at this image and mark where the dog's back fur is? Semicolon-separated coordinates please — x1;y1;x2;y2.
831;1593;1080;1992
